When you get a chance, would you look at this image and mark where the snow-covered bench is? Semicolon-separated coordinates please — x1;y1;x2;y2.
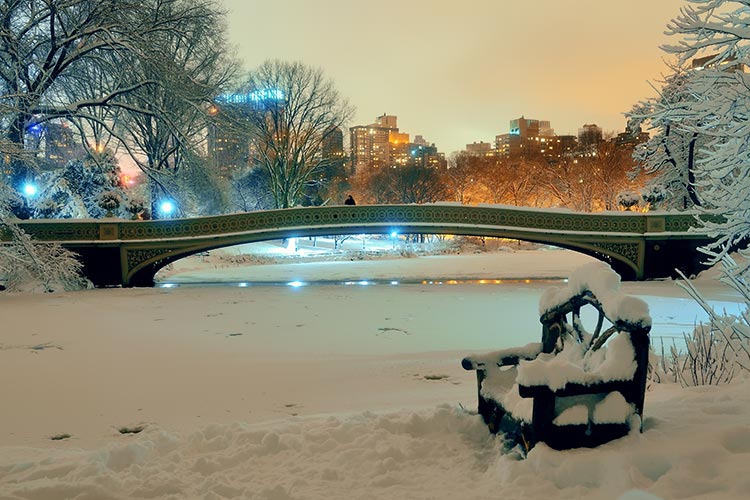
462;262;651;451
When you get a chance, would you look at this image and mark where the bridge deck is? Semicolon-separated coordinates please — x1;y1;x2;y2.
3;205;714;286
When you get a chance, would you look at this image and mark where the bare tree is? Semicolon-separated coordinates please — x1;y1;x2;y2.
443;152;483;204
363;165;447;204
539;157;596;211
237;60;354;209
116;0;238;216
535;141;640;212
590;141;642;211
476;156;544;207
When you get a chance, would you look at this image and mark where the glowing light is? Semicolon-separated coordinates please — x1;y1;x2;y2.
287;281;306;288
390;281;399;285
390;231;399;238
160;283;177;288
218;89;285;105
250;88;285;101
22;183;38;197
159;201;175;216
357;281;371;286
27;123;43;135
238;282;249;288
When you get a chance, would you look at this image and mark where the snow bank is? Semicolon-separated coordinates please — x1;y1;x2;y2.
2;381;750;499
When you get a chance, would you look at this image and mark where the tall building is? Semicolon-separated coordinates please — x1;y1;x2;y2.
495;116;559;159
207;91;287;178
349;114;402;171
349;114;445;172
614;122;649;149
321;125;344;159
578;124;603;156
321;125;347;174
207;114;249;178
465;141;492;155
44;122;83;167
508;116;554;138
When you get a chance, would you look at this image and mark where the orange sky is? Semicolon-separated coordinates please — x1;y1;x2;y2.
222;0;686;154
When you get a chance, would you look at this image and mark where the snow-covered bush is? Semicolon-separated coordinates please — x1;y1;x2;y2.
97;190;123;217
33;198;61;219
649;256;750;388
125;197;146;220
616;190;640;211
640;184;667;210
665;255;750;386
0;220;91;293
0;184;90;293
666;317;748;387
33;155;128;219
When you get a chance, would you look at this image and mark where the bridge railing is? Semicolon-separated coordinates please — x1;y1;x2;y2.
4;205;708;243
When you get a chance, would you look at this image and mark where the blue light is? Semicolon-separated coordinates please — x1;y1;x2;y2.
390;231;399;238
287;281;306;288
159;201;175;216
390;281;399;285
27;123;43;136
250;88;285;102
344;280;373;286
22;183;38;197
238;282;249;288
217;88;285;105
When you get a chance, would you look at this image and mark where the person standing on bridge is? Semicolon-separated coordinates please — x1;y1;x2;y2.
344;194;356;206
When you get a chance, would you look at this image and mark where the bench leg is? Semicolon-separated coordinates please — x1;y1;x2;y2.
531;390;555;449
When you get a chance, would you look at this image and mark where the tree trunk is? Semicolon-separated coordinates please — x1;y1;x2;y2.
686;133;701;207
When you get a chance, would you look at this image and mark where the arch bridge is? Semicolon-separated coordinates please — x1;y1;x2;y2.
6;204;715;287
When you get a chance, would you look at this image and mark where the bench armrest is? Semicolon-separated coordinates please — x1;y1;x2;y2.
462;342;543;371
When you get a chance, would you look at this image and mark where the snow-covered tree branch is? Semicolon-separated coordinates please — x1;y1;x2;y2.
1;0;238;217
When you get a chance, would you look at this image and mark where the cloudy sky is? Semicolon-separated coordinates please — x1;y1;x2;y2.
222;0;686;154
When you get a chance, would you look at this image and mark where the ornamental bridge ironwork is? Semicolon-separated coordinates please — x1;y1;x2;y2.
6;204;716;287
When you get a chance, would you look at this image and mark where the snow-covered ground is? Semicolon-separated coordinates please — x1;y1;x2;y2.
1;244;747;499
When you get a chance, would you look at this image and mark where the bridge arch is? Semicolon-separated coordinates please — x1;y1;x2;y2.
126;225;641;286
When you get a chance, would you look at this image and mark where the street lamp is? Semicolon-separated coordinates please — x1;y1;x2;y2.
20;182;39;219
22;183;38;198
158;200;176;218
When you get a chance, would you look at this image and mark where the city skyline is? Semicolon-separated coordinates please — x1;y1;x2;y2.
222;0;685;154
